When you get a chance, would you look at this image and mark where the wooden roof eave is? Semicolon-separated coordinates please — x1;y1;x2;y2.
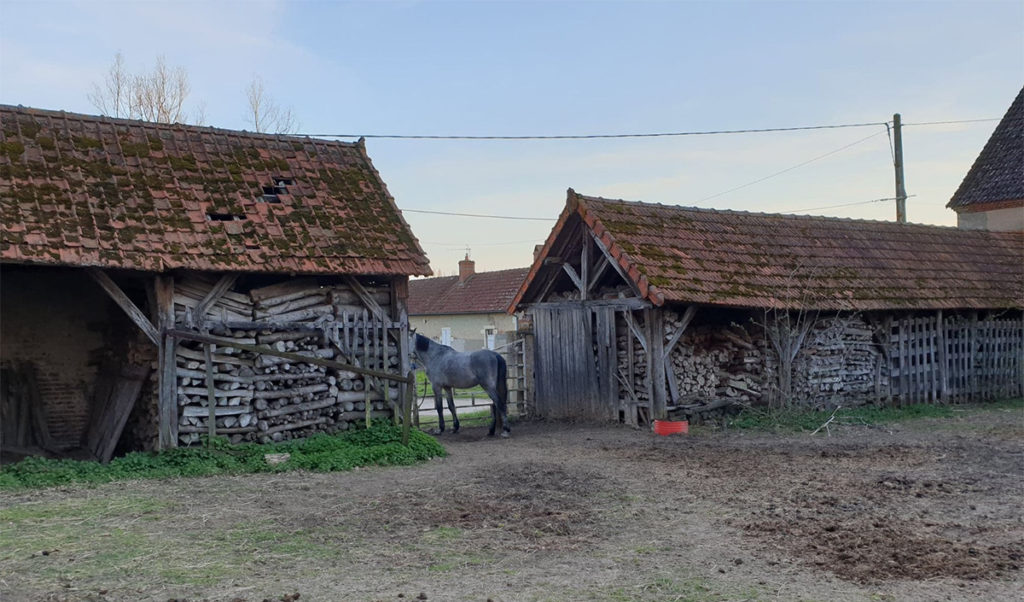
508;189;666;313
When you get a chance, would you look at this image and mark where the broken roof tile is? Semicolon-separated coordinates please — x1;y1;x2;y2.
1;105;430;276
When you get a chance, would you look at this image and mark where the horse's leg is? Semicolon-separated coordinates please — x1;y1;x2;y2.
445;387;460;434
483;384;510;438
432;388;445;435
488;403;498;437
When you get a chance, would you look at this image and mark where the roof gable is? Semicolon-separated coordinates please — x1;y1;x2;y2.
409;267;530;315
0;105;430;276
948;86;1024;211
513;190;1023;311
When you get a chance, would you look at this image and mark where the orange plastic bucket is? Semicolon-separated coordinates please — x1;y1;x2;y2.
653;420;688;436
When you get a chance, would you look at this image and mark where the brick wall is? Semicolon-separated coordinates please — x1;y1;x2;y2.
1;267;111;448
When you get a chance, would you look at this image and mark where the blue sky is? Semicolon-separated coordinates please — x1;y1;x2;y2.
2;0;1021;274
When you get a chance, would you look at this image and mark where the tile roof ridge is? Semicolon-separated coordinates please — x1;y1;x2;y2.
0;103;360;148
576;192;970;231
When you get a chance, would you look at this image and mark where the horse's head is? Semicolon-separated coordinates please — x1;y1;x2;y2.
412;332;431;354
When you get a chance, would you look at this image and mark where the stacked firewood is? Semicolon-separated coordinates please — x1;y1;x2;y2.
788;316;885;405
170;277;400;446
668;323;765;404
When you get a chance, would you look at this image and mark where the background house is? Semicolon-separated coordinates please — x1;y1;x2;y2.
1;105;429;458
947;86;1023;231
409;256;528;351
511;190;1023;426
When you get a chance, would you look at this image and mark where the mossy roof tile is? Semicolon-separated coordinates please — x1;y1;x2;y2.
512;190;1023;311
0;105;430;276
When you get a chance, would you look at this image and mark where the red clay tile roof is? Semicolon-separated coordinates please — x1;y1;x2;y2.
0;105;430;276
409;267;530;315
948;86;1024;212
512;190;1024;311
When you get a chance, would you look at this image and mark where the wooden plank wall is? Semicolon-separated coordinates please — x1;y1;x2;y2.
531;305;618;421
890;312;1024;404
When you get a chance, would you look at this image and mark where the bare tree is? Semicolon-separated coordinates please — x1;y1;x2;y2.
245;76;298;134
88;51;131;118
89;54;192;124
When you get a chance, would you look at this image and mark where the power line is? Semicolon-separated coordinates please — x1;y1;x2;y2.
785;195;917;214
301;117;995;141
902;118;999;127
403;208;552;221
420;238;543;247
696;129;887;203
302;121;887;140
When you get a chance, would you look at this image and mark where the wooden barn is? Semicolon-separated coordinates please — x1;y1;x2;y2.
0;105;430;460
510;190;1023;426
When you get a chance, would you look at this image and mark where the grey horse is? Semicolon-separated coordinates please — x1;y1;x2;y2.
413;333;510;438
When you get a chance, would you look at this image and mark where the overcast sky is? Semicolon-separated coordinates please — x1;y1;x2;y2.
2;0;1021;274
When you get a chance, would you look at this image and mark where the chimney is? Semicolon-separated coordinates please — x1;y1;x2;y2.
458;254;475;283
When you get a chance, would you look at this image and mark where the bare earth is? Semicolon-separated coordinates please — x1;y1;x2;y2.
1;407;1022;602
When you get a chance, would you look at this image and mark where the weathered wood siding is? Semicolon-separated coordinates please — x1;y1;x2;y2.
890;313;1023;404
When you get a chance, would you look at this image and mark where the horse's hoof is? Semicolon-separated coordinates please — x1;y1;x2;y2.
430;428;443;436
500;432;510;439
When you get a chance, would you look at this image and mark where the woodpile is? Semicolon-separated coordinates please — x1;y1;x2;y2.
613;307;889;421
668;321;765;404
159;276;400;446
787;315;887;406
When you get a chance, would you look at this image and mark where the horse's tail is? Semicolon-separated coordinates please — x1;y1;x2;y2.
496;354;508;406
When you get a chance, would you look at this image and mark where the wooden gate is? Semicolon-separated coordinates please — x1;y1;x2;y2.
529;303;629;421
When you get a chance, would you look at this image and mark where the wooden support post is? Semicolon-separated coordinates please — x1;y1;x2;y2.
402;370;415;446
154;275;177;449
647;309;667;420
363;309;371;428
203;342;217;443
393;277;411;425
580;238;590;301
937;310;948;402
90;268;160;345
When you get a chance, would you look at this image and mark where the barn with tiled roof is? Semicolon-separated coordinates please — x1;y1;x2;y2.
1;105;428;458
512;189;1023;426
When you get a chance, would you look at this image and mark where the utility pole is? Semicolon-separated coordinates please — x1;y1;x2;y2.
893;113;907;223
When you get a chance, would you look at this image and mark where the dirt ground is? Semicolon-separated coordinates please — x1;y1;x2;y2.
1;406;1022;602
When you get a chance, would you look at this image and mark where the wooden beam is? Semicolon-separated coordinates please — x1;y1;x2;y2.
193;274;240;325
168;329;406;382
562;263;584;292
88;268;159;345
580;237;590;301
589;230;641;298
587;256;610;292
627;310;649;353
648;309;667;419
154;275;177;449
663;305;698;360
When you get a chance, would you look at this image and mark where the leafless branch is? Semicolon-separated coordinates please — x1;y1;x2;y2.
245;76;298;134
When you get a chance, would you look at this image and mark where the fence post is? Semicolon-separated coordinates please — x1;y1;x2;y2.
937;310;948;402
402;370;415;446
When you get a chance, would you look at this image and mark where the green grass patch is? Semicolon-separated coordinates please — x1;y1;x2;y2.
417;409;495;430
726;398;1023;432
0;423;446;490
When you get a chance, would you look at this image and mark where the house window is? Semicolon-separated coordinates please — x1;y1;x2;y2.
485;327;496;350
440;327;452;347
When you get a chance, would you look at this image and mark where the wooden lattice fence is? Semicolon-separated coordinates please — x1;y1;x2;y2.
890;312;1023;404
